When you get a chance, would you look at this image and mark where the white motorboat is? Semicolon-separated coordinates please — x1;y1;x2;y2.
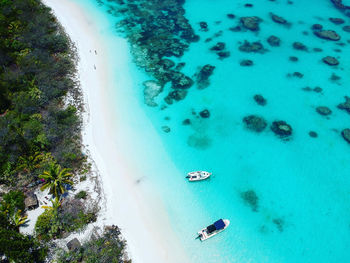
186;171;211;181
197;219;230;241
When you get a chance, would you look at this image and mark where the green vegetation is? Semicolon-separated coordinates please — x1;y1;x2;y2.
0;0;89;261
56;226;130;263
75;190;87;199
0;0;84;188
40;163;73;197
0;213;47;263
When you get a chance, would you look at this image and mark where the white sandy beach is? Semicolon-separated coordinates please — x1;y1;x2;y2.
42;0;189;262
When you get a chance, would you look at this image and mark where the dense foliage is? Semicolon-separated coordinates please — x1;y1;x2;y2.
0;0;87;261
0;213;47;262
0;0;84;187
57;226;130;263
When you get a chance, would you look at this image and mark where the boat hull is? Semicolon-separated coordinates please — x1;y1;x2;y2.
198;219;230;241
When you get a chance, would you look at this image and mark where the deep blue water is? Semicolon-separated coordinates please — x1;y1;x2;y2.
74;0;350;262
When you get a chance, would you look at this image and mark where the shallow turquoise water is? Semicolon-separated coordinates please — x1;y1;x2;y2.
74;0;350;262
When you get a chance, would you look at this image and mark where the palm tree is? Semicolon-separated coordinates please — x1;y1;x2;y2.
10;210;29;229
17;152;43;173
40;163;73;197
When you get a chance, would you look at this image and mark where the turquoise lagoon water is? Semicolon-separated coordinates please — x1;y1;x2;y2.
74;0;350;262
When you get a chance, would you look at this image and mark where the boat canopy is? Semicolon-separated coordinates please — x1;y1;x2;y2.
214;219;225;230
206;219;225;233
206;224;216;233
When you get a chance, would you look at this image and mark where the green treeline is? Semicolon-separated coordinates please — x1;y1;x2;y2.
0;0;84;187
0;0;84;261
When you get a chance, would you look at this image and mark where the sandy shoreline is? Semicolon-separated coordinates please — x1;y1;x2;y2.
42;0;188;262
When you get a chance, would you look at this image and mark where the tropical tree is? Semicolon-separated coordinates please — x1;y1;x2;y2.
40;163;73;197
17;152;44;173
10;209;29;229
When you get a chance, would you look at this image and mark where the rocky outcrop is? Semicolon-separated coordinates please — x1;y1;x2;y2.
240;16;262;31
267;35;281;46
210;42;226;51
329;17;345;24
199;109;210;118
312;24;323;30
271;121;292;137
314;30;341;41
164;89;187;104
243;115;267;132
143;80;163;107
343;25;350;32
162;126;171;133
239;41;266;53
240;190;259;212
240;59;254;66
293;42;308;51
196;64;215;89
100;0;199;106
322;56;339;66
341;128;350;144
270;13;288;25
199;21;209;31
253;94;267;106
316;106;332;116
171;72;194;89
337;96;350;114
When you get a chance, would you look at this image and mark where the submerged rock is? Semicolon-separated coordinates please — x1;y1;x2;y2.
227;14;236;19
337;96;350;114
343;25;350;32
240;59;254;66
316;106;332;116
309;131;318;138
143;80;163;107
196;64;215;89
289;56;298;62
329;17;345;24
210;42;226;51
270;13;288;24
199;21;209;31
182;119;191;125
312;24;323;30
293;42;308;51
187;134;212;150
253;94;267;106
272;218;285;232
159;59;175;69
271;121;293;138
240;190;259;212
267;35;281;47
199;109;210;118
164;89;187;104
217;51;231;59
243;115;267;132
341;129;350;144
162;126;171;133
314;30;341;41
171;72;194;89
322;56;339;66
240;16;262;31
239;40;266;53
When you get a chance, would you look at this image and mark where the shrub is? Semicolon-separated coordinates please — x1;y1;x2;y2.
75;190;87;199
2;190;25;215
35;210;56;241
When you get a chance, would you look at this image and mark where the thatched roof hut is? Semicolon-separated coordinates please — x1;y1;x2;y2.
24;193;38;210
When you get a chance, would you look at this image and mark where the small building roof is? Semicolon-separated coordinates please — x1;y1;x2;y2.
67;238;81;251
24;193;38;209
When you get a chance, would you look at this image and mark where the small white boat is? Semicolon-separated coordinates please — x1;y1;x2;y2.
186;171;211;181
197;219;230;241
